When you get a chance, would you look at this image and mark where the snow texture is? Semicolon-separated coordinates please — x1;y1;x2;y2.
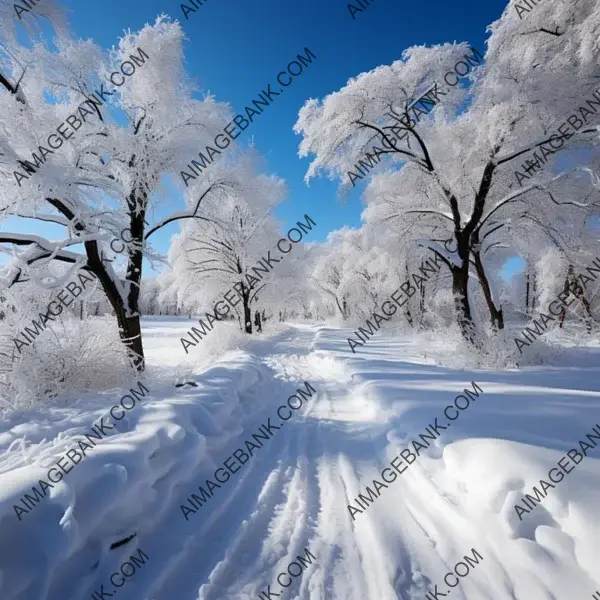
0;319;598;599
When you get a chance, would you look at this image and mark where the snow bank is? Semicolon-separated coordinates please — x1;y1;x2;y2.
312;325;600;598
0;348;280;600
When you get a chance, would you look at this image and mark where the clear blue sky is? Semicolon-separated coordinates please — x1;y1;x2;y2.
7;0;514;274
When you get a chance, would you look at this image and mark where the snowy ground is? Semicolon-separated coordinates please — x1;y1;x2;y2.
0;317;599;600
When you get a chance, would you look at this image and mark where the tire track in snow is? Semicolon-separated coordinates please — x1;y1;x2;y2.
276;339;443;600
185;333;376;599
195;372;329;599
271;345;422;600
182;330;482;599
189;326;600;600
143;373;298;599
142;326;502;599
154;343;327;599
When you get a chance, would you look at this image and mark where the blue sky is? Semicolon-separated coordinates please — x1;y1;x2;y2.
7;0;514;275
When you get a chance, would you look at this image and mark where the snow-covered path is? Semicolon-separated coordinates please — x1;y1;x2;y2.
1;320;600;600
146;323;600;600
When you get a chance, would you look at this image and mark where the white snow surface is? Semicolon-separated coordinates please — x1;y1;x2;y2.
0;318;599;599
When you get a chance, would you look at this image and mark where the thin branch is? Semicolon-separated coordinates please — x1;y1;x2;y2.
0;69;26;105
481;222;505;242
483;242;508;257
405;209;453;222
355;120;426;167
475;172;569;232
145;183;222;239
520;26;563;37
14;213;69;227
249;283;267;304
496;127;599;166
133;110;147;135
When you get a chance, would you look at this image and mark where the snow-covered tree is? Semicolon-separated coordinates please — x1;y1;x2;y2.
294;0;600;343
0;14;242;370
163;152;287;334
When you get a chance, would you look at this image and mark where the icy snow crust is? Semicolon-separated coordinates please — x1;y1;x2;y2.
0;319;599;599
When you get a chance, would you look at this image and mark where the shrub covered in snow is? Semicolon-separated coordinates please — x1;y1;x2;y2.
0;314;133;411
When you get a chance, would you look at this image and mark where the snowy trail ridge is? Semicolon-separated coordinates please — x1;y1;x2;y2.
0;324;599;600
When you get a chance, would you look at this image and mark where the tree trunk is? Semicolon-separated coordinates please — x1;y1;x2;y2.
558;270;570;328
241;281;252;334
434;234;478;344
122;198;146;370
473;248;504;330
83;191;147;371
244;304;252;333
451;264;477;344
580;293;593;333
567;264;592;332
559;264;593;332
121;315;144;367
84;254;145;370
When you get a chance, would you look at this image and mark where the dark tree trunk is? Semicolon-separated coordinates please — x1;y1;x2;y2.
121;195;146;370
451;264;477;345
418;280;426;327
402;264;414;328
449;227;481;345
121;315;144;365
568;265;593;333
82;190;147;371
473;248;503;330
240;281;252;334
432;238;476;343
244;304;252;333
559;264;593;332
84;256;145;371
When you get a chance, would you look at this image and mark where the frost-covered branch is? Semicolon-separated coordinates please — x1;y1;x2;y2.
145;182;225;239
355;119;426;168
